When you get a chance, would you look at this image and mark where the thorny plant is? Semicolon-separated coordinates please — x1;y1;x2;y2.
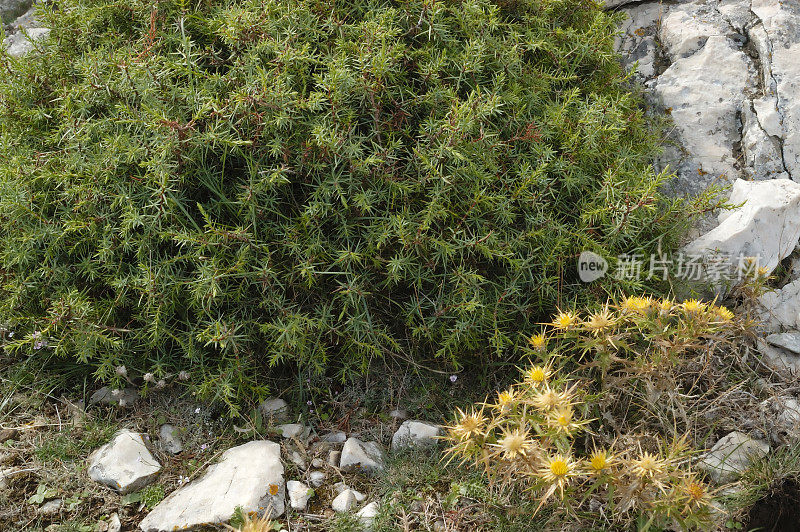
443;295;765;529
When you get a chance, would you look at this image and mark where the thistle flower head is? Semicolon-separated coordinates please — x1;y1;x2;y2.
528;333;547;350
450;406;487;441
523;364;551;386
588;449;615;474
681;299;705;314
621;296;651;314
492;427;534;460
713;305;734;322
546;406;583;436
531;386;563;411
496;388;517;410
551;310;578;330
629;451;667;481
539;453;580;499
585;307;616;336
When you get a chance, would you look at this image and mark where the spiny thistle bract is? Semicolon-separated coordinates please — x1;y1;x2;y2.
0;0;689;411
444;297;741;529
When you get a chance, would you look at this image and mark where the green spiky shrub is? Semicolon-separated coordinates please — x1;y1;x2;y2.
0;0;689;412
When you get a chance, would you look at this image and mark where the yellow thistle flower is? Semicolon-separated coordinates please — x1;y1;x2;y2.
523;364;551;386
539;453;580;499
629;451;668;482
585;307;616;336
491;427;535;460
496;388;517;411
621;296;651;314
757;266;770;277
659;299;673;313
546;406;584;436
713;305;734;322
450;406;487;441
679;474;714;511
681;299;705;314
551;310;578;330
224;513;277;532
531;386;564;411
528;333;547;350
588;449;615;475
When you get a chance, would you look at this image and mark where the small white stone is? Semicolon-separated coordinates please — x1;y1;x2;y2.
276;423;306;439
37;499;61;516
289;450;307;470
331;489;357;513
340;438;384;474
139;440;285;531
88;430;161;494
310;458;325;469
108;513;121;532
327;450;341;468
356;501;380;529
320;431;347;443
391;420;443;451
286;480;313;511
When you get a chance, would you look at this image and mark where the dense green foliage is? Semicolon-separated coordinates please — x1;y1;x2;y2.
0;0;687;410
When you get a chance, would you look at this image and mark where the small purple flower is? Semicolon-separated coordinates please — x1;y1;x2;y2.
200;443;208;451
449;375;458;383
306;400;312;406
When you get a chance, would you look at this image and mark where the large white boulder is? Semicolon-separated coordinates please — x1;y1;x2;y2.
88;430;161;495
139;440;285;531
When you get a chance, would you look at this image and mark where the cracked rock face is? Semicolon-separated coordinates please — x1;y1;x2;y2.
88;430;162;495
613;0;800;194
139;440;285;531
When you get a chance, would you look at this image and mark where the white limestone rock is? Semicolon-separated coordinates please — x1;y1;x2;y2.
654;36;754;191
766;332;800;355
4;26;49;57
88;430;161;495
320;431;347;443
139;440;285;531
287;480;313;511
698;431;770;484
89;387;139;408
276;423;306;439
340;438;385;474
391;420;442;451
683;179;800;292
751;0;800;180
308;471;326;488
356;501;380;529
757;337;800;374
331;489;357;513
